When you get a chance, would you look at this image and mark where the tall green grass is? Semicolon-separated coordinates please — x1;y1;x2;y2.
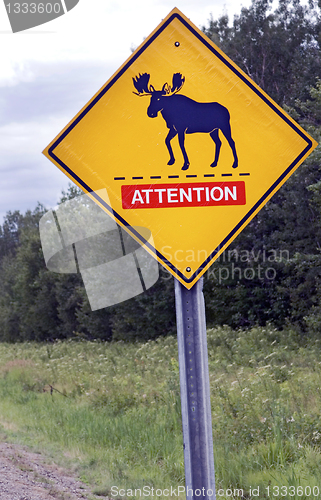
0;327;321;499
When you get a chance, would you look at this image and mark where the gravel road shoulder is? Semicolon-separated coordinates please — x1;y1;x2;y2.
0;441;103;500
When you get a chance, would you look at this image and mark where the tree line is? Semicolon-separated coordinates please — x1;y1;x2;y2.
1;0;321;342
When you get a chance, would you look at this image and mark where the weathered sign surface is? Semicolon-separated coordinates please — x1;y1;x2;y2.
43;8;317;288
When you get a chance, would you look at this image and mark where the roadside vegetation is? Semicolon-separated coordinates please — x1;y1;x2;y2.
0;0;321;498
0;326;321;499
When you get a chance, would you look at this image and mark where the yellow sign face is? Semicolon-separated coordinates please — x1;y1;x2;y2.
43;8;317;289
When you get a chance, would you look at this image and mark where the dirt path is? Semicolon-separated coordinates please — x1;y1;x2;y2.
0;442;102;500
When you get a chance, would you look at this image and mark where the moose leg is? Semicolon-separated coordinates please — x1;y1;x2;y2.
210;129;222;168
165;128;177;165
221;122;238;169
178;130;190;170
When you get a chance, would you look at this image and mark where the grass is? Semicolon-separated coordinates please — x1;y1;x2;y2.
0;326;320;498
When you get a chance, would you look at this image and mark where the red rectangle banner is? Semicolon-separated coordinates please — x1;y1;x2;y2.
121;181;246;209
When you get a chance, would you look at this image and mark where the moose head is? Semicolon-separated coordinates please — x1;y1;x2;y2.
133;73;185;117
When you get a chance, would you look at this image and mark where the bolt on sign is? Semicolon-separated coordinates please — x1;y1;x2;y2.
43;8;317;289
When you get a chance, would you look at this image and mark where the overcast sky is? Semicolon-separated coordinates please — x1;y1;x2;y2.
0;0;253;222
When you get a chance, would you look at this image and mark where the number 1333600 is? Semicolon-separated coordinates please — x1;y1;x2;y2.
6;3;62;14
266;486;320;497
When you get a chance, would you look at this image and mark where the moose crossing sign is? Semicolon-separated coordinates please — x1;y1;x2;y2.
43;8;317;289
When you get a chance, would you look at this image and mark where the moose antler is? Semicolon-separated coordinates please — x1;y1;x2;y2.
133;73;154;96
171;73;185;94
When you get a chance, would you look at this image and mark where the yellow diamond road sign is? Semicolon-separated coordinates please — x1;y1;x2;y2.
43;8;317;289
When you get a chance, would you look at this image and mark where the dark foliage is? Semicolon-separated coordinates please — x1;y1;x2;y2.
0;0;320;341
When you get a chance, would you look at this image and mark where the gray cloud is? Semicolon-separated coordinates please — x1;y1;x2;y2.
0;59;117;126
0;59;117;221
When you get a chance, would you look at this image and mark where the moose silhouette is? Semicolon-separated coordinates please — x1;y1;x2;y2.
133;72;238;171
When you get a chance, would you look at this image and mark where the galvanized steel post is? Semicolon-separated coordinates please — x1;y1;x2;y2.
175;277;216;500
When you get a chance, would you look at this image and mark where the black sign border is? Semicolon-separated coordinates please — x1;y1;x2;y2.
48;11;314;285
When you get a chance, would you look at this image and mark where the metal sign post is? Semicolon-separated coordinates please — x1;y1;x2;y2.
42;8;317;499
175;278;215;500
